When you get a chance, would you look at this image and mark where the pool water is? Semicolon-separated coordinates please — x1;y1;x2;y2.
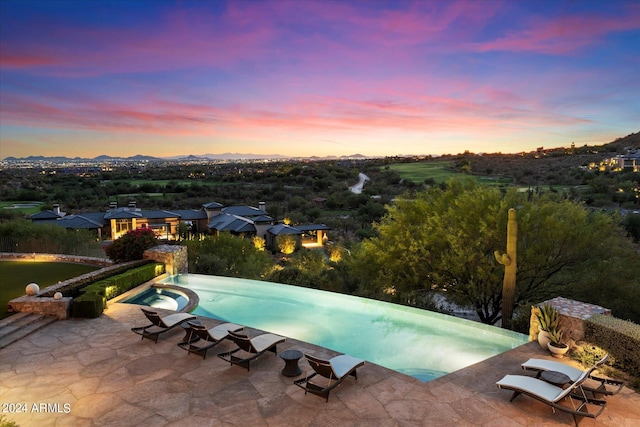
124;287;189;311
159;274;528;382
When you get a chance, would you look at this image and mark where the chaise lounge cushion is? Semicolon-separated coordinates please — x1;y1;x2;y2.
329;354;366;379
161;313;197;328
250;333;286;353
497;375;574;402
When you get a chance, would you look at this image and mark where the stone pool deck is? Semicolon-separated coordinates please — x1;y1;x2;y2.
1;303;638;426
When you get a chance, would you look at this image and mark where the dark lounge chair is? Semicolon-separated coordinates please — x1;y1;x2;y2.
177;321;243;359
521;354;625;397
294;353;365;402
217;330;285;371
496;367;607;426
131;308;196;343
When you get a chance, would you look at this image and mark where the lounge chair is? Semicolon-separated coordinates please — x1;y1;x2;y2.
177;321;244;359
521;354;625;397
131;308;196;343
496;367;607;426
217;330;285;371
294;353;365;402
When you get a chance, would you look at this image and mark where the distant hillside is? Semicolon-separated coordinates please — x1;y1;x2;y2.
447;131;640;186
601;131;640;151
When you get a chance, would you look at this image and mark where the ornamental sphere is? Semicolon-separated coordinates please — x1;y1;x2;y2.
25;283;40;296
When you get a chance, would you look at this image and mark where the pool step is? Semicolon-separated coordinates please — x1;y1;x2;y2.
0;312;57;349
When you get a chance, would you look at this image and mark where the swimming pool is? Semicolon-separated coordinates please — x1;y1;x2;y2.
159;274;528;381
124;287;189;311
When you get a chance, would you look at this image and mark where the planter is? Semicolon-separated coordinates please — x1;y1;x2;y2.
538;330;552;350
548;342;569;358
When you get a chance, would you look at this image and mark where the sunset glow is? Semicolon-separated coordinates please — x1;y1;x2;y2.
0;0;638;159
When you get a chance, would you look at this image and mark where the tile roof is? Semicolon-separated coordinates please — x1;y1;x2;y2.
268;224;302;235
208;213;256;233
30;210;64;220
222;205;267;217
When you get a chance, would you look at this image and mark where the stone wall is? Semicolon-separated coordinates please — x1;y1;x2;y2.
529;296;611;344
7;296;71;320
143;245;188;275
6;259;143;319
5;248;184;319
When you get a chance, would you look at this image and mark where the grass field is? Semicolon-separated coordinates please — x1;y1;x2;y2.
0;201;43;216
0;261;100;319
388;161;511;185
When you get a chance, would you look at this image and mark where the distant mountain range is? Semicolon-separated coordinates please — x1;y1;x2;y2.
4;131;638;162
2;153;371;162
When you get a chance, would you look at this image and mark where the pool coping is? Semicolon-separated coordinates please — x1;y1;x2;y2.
109;275;199;313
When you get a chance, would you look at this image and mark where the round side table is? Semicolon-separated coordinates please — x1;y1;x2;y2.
280;349;303;377
541;370;571;388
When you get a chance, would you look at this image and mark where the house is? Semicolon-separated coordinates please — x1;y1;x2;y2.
30;201;331;251
616;149;640;171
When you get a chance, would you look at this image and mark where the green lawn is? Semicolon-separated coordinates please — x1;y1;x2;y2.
0;261;100;319
0;201;43;216
388;161;463;183
389;161;511;185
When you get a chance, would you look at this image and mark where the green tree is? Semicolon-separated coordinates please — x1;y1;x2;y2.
352;179;640;325
184;233;272;279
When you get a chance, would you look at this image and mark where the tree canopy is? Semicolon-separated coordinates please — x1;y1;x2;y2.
351;179;640;325
184;233;273;279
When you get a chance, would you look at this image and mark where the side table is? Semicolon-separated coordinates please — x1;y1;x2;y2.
541;370;571;388
280;349;303;377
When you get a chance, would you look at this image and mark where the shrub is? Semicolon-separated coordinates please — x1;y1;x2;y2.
71;263;164;318
585;314;640;377
72;292;105;318
276;234;297;255
0;415;19;427
105;228;159;263
571;342;611;367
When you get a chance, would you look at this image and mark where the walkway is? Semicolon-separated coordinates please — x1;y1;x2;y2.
1;303;638;426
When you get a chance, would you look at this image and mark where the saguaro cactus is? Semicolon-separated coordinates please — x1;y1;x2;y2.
494;208;517;329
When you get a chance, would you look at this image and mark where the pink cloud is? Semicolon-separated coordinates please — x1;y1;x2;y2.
472;7;640;54
0;1;500;77
0;4;280;77
0;51;58;68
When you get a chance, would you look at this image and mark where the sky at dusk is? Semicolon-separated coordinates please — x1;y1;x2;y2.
0;0;638;159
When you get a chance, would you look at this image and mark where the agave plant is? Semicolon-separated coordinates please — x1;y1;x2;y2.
548;327;565;346
536;304;559;332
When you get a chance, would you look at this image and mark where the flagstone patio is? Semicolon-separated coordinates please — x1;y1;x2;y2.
1;303;638;426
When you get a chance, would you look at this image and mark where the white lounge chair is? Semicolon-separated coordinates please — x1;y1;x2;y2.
497;367;606;426
177;321;244;359
521;354;625;397
217;330;286;370
131;308;196;343
294;354;365;401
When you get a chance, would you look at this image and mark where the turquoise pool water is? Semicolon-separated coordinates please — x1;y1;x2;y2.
124;287;189;311
159;274;528;381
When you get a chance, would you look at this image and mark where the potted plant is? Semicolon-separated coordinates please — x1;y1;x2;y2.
547;327;569;358
536;304;559;350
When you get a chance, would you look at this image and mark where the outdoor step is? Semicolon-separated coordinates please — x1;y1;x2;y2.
0;313;57;349
0;311;35;328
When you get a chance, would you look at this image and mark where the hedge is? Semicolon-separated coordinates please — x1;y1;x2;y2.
41;260;150;298
585;314;640;377
72;263;165;318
